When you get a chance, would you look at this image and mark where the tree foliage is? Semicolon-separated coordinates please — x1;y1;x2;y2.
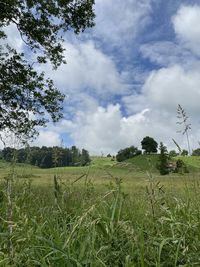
2;145;91;168
181;149;188;156
0;0;95;139
141;136;158;154
192;148;200;156
116;146;141;162
175;159;189;174
169;150;178;158
157;142;169;175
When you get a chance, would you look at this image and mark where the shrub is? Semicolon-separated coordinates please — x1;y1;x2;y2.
175;159;189;174
192;148;200;156
116;146;141;162
157;142;169;175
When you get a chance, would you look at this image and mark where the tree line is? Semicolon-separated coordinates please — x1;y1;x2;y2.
0;146;91;168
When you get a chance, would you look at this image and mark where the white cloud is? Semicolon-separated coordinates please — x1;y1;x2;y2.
142;65;200;114
128;64;200;117
94;0;152;46
63;93;99;118
121;64;200;152
140;5;200;67
38;53;200;154
140;41;196;67
63;105;152;155
173;5;200;56
55;101;182;155
40;41;126;99
32;131;61;147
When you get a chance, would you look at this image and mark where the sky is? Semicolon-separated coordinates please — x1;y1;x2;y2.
3;0;200;155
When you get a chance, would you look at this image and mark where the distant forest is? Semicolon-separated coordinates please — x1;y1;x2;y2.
0;146;91;168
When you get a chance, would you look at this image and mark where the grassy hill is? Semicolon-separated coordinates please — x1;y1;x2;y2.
176;156;200;170
116;154;160;172
91;155;161;174
124;154;200;172
0;154;199;183
90;156;116;168
89;154;161;172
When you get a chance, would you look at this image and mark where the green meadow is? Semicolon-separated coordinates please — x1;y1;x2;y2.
1;155;200;266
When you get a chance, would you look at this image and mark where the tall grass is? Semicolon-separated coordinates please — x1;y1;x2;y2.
1;166;200;266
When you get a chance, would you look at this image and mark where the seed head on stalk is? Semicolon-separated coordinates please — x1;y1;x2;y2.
176;104;191;155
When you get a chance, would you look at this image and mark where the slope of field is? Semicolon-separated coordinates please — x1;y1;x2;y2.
0;155;199;190
177;155;200;170
0;154;199;177
90;156;116;168
120;154;200;172
124;154;160;172
90;154;160;173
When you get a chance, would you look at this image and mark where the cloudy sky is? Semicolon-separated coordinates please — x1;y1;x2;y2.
5;0;200;155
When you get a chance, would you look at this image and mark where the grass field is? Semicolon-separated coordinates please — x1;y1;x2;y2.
0;155;200;266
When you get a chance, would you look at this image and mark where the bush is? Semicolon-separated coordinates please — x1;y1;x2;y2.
192;148;200;156
175;159;189;174
116;146;141;162
157;142;169;175
169;150;178;158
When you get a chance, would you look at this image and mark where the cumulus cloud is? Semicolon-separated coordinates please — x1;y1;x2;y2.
143;65;200;113
32;131;61;147
122;64;200;151
62;105;152;155
126;64;200;117
51;101;183;155
94;0;152;47
34;4;200;154
140;41;196;67
36;39;131;121
140;4;200;67
173;5;200;56
39;41;127;99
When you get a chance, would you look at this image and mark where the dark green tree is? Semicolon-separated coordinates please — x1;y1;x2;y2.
175;159;189;174
181;149;188;156
2;147;16;162
192;148;200;156
71;146;80;166
116;146;141;162
17;148;29;163
141;136;158;154
39;147;53;168
169;150;178;158
0;0;95;140
157;142;169;175
81;149;91;166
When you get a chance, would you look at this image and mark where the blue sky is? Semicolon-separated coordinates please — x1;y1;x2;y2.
4;0;200;154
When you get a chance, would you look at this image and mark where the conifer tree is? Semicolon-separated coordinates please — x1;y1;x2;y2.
158;142;169;175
